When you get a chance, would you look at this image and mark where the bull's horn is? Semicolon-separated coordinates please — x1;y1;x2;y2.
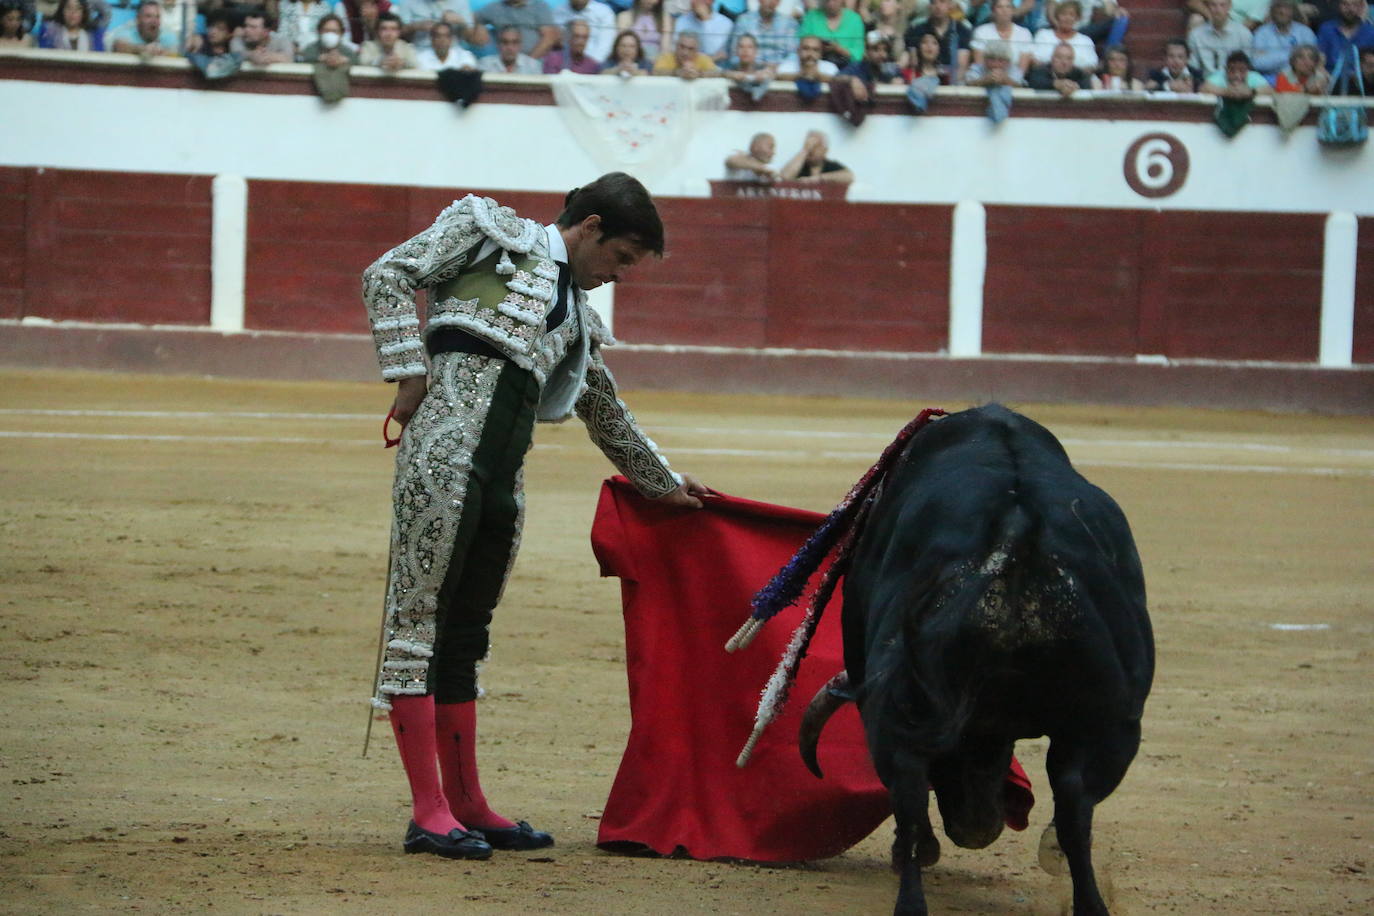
799;670;852;779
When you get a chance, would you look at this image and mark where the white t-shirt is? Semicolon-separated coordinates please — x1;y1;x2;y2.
776;55;838;77
970;22;1034;61
417;44;479;70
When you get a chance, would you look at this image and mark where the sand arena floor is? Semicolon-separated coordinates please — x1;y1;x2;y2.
1;368;1371;915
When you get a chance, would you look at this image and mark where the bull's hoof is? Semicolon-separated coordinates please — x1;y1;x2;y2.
916;832;941;868
1037;822;1067;875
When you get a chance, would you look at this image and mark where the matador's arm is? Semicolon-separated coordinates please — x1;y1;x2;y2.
361;211;484;381
575;351;682;499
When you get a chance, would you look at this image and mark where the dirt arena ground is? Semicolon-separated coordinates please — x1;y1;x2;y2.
1;368;1371;915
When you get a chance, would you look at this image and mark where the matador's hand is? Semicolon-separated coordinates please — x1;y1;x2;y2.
655;472;711;510
392;376;428;427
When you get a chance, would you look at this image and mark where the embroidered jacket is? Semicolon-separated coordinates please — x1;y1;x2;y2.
362;194;681;498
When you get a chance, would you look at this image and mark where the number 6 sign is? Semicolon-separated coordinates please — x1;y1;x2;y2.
1123;133;1190;199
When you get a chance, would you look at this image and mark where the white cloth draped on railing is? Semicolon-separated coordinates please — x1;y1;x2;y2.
549;74;731;184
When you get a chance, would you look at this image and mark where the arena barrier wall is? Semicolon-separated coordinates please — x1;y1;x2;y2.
3;55;1372;412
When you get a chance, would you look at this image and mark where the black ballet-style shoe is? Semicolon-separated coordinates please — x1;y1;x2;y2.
403;821;494;860
471;820;554;851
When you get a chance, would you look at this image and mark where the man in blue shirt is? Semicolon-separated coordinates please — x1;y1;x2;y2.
1318;0;1374;90
1251;0;1317;79
728;0;797;65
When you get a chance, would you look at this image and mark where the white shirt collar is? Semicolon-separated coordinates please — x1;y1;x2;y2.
544;223;569;265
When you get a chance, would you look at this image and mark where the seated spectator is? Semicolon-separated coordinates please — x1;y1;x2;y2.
1317;0;1374;91
965;39;1020;120
627;0;666;60
842;30;903;85
905;0;972;83
188;9;242;76
1251;0;1318;79
1352;44;1374;93
1065;0;1130;50
0;2;35;48
777;32;840;77
477;0;560;60
778;129;854;184
1188;0;1252;76
232;7;296;65
971;0;1033;72
542;17;600;69
360;10;420;68
724;131;777;180
1203;48;1271;134
108;0;180;56
419;17;477;66
863;0;915;46
721;32;778;95
35;0;111;32
675;0;733;60
554;0;616;61
1273;41;1329;90
602;27;651;72
904;29;951;81
300;13;361;63
966;37;1024;83
729;0;797;65
479;22;543;69
341;0;393;46
1026;39;1090;93
38;0;104;51
1185;0;1268;31
1092;44;1142;88
399;0;476;55
652;28;719;74
800;0;866;66
1031;0;1097;70
1146;37;1203;90
280;0;337;53
1202;46;1273;94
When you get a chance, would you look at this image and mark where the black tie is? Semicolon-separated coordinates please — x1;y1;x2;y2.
547;261;570;331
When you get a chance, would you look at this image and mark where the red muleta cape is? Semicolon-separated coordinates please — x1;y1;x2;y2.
591;477;1034;862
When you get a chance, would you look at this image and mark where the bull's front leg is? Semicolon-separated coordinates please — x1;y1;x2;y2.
888;766;937;916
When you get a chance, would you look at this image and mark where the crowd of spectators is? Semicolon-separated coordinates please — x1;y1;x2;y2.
2;0;1369;106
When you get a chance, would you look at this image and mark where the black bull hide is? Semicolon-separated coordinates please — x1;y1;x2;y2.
804;405;1154;916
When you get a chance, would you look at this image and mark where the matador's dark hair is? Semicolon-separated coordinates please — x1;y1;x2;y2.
556;172;665;256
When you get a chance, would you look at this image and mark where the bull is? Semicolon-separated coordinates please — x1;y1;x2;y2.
800;404;1153;916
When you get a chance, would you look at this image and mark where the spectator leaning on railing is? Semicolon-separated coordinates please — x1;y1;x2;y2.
1273;41;1330;90
778;129;854;183
1146;37;1203;90
479;22;543;69
652;27;718;74
1092;44;1144;88
231;7;295;65
553;0;616;61
300;13;361;62
542;16;601;69
720;32;778;97
361;9;420;68
724;131;777;180
38;0;103;51
1026;39;1090;93
602;27;651;72
1251;0;1318;79
418;17;478;67
108;0;180;56
1188;0;1252;76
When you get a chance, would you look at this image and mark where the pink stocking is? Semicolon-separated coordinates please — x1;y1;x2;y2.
389;695;464;835
434;701;516;831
